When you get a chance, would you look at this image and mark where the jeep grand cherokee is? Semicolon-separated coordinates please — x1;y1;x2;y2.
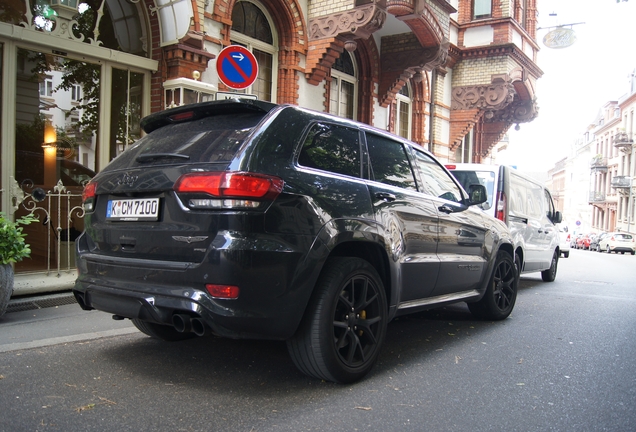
74;99;517;383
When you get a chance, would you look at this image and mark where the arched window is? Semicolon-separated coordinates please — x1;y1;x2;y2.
230;1;277;102
330;52;357;120
396;84;412;140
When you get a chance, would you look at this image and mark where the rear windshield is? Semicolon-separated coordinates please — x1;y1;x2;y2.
106;113;265;170
615;234;632;240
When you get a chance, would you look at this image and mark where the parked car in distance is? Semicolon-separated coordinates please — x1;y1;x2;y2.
73;99;518;384
590;232;608;252
575;234;592;250
598;232;635;255
558;225;570;258
446;163;562;282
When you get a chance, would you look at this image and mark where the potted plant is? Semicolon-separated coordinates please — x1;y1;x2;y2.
0;212;38;318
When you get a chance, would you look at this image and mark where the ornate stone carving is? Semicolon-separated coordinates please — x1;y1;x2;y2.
451;79;516;111
309;5;386;40
486;97;539;124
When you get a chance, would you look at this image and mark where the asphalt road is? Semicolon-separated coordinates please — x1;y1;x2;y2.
1;248;635;432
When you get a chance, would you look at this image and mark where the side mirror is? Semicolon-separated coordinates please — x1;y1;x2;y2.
553;211;562;224
467;184;488;207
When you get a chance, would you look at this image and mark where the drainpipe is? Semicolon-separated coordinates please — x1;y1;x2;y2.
428;68;437;153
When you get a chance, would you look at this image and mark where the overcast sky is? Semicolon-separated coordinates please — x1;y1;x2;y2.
498;0;636;172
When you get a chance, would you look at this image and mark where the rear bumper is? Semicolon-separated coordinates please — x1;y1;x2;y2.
73;233;319;340
608;245;634;253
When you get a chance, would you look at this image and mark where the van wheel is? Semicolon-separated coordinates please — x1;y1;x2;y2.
468;251;517;320
541;251;558;282
132;319;196;342
287;257;387;384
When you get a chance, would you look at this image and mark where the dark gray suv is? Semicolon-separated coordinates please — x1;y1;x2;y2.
74;99;517;383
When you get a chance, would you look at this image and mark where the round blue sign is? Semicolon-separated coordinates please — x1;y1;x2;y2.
216;45;259;90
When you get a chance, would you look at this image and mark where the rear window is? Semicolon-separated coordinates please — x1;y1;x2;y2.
615;234;632;240
451;170;496;210
106;113;264;169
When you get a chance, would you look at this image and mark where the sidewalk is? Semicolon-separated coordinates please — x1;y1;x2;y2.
7;270;78;314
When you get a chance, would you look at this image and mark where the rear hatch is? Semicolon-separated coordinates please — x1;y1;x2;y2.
82;99;280;263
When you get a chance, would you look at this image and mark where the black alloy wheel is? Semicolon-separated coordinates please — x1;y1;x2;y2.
287;257;387;384
541;250;559;282
467;251;518;320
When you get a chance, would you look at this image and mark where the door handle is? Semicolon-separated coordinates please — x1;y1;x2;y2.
375;192;396;202
438;204;454;214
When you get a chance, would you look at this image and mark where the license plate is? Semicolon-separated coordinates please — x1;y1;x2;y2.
106;198;160;221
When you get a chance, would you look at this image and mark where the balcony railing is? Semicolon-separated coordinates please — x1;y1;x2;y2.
590;156;608;171
611;176;632;189
613;132;634;152
589;191;606;203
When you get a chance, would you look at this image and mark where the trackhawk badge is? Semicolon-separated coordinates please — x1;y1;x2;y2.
172;236;209;244
117;172;139;187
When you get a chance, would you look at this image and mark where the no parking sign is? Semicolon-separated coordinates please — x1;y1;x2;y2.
216;45;259;90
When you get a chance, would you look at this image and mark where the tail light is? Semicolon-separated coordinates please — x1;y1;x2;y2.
495;190;507;223
82;182;97;212
205;284;239;299
174;172;284;210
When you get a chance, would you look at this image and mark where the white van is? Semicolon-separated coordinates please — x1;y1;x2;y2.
446;164;562;282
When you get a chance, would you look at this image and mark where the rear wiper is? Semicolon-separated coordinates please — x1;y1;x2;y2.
136;153;190;163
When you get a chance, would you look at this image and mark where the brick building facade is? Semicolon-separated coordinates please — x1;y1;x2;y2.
1;0;544;275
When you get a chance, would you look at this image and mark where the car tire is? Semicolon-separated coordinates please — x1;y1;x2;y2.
596;245;601;252
606;247;611;254
131;318;196;342
541;251;558;282
562;251;569;258
287;257;387;384
467;251;518;321
631;251;635;255
514;254;522;283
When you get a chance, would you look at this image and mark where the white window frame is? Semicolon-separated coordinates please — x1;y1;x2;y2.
474;0;492;19
329;52;358;121
455;129;474;163
229;1;278;102
40;75;54;97
396;84;412;140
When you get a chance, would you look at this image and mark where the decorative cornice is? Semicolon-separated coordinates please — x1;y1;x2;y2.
308;5;386;40
456;44;543;79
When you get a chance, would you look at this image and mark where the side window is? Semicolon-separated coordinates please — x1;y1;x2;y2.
412;149;463;202
544;189;555;219
526;183;544;219
298;122;361;178
509;174;527;215
365;133;417;191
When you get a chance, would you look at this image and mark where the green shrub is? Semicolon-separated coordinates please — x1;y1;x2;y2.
0;212;39;265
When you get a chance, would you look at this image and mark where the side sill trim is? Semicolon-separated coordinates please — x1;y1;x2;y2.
397;289;480;310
